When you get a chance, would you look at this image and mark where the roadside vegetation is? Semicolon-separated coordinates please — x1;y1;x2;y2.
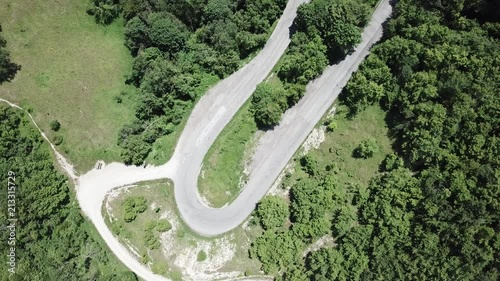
199;73;288;207
198;101;258;207
250;0;378;127
0;105;136;280
199;0;378;206
248;0;500;280
86;0;289;166
0;0;136;172
105;180;264;280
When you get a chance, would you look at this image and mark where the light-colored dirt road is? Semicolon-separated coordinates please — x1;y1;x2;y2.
1;0;392;280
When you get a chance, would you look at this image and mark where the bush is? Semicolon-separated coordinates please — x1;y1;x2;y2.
52;135;63;145
285;83;305;105
332;206;357;237
327;121;337;132
381;153;404;171
50;119;61;131
151;263;169;275
250;230;304;274
144;221;156;232
299;154;319;176
255;196;289;230
354;138;379;159
251;83;287;128
86;0;120;25
111;220;124;235
169;271;183;281
123;196;147;222
147;12;190;54
145;231;160;250
155;219;172;232
120;135;152;166
197;250;207;262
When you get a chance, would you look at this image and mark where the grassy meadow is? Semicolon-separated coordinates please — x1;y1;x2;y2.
0;0;135;172
198;101;258;207
294;104;393;188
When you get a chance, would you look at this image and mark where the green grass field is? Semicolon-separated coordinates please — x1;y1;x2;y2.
296;104;393;188
0;0;135;173
198;101;258;207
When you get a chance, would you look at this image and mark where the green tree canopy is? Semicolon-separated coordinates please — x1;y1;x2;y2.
147;12;190;54
0;32;20;83
251;82;287;127
256;196;290;230
354;138;379;159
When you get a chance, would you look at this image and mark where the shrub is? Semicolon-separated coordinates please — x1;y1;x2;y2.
145;231;160;250
381;153;404;171
155;219;172;232
123;196;147;222
144;221;156;232
111;220;124;235
251;83;287;128
256;196;289;230
50;119;61;131
152;263;169;275
86;0;120;25
169;271;183;281
197;250;207;262
299;154;319;176
327;121;337;132
53;135;63;145
354;138;379;158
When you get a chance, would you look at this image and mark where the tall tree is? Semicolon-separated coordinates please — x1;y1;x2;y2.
0;31;21;83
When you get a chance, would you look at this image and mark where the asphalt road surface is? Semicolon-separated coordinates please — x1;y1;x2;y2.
170;0;392;236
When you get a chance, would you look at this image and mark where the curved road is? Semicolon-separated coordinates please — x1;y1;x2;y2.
2;1;392;280
172;0;392;236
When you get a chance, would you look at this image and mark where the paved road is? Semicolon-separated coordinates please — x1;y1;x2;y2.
3;0;392;280
169;0;310;235
78;1;308;280
170;0;392;236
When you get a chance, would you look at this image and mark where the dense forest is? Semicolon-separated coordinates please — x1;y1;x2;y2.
0;27;21;84
0;105;137;280
250;0;376;128
89;0;289;164
250;0;500;280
